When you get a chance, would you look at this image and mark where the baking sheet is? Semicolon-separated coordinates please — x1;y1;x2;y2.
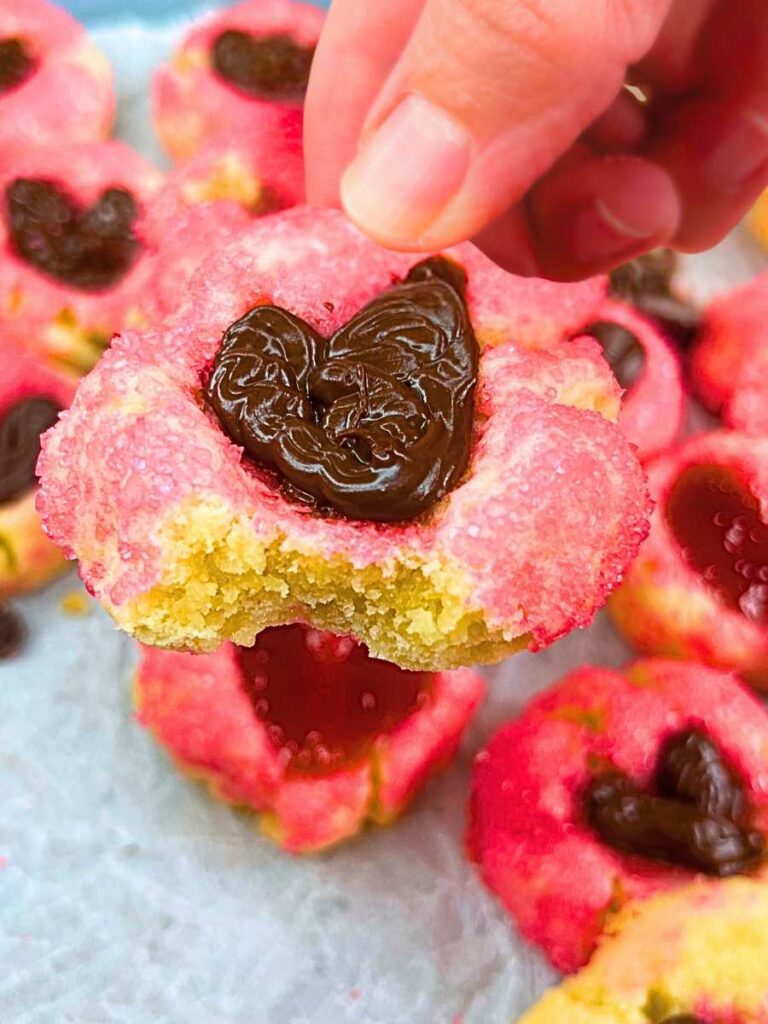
2;16;768;1024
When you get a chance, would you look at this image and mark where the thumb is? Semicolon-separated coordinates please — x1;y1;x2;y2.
340;0;671;251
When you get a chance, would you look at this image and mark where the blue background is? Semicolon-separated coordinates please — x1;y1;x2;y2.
65;0;329;24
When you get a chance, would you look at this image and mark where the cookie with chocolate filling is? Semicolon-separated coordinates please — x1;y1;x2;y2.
38;207;649;670
0;344;73;595
0;141;163;374
152;0;323;164
0;0;114;149
135;624;484;853
609;430;768;687
469;659;768;972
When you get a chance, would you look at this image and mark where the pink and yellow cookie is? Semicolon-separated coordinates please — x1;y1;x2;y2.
135;624;484;853
609;431;768;687
0;0;113;149
520;878;768;1023
152;0;323;164
141;131;304;316
469;659;768;973
691;272;768;433
38;207;649;670
0;140;163;374
578;299;684;461
0;343;73;595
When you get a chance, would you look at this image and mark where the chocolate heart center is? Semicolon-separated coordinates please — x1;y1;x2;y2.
0;396;62;506
582;320;645;390
206;256;479;523
585;727;764;876
0;604;24;661
237;624;432;776
5;178;140;291
0;38;36;96
609;250;699;349
666;464;768;624
212;30;314;101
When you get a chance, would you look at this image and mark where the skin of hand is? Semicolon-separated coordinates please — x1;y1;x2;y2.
304;0;768;280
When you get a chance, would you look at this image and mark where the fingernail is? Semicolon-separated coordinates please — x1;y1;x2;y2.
569;196;654;264
341;94;471;244
701;110;768;195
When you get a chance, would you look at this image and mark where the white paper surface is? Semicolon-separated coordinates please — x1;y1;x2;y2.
1;18;767;1024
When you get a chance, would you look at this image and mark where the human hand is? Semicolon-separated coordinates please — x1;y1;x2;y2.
304;0;768;280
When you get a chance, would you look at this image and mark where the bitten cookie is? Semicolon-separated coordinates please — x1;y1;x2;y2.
520;878;768;1023
135;624;484;853
691;272;768;433
0;141;163;373
38;208;650;670
152;0;323;163
0;344;73;595
578;298;683;461
609;431;768;686
0;0;114;148
469;659;768;972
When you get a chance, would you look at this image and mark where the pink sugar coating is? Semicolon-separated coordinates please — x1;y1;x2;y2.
609;430;768;685
468;658;768;973
0;141;164;358
140;129;304;316
136;639;484;852
151;0;324;163
692;271;768;433
580;298;684;461
38;207;647;650
0;0;114;148
0;343;75;417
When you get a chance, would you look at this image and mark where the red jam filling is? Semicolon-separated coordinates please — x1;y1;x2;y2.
237;625;433;776
666;464;768;624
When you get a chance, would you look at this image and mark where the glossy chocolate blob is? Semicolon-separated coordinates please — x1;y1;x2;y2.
0;397;61;505
6;178;140;291
0;38;36;95
0;604;24;660
610;250;699;348
212;30;314;101
583;320;645;390
585;727;764;876
237;625;432;776
206;256;479;522
666;464;768;625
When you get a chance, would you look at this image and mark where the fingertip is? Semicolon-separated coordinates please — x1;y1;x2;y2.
528;154;681;280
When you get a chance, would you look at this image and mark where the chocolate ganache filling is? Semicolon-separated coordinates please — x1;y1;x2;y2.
0;38;36;95
0;397;61;505
0;603;25;660
609;249;699;348
206;257;479;523
582;320;645;390
585;727;764;876
6;178;140;291
212;30;314;101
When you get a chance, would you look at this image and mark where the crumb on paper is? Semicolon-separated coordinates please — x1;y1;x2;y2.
61;590;91;616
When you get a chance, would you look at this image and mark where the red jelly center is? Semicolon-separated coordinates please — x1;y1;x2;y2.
237;625;433;776
666;464;768;624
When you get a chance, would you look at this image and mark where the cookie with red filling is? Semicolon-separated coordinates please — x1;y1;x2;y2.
577;298;683;461
37;207;650;669
691;272;768;433
520;877;768;1023
135;624;484;853
468;659;768;973
141;131;303;316
0;344;73;595
152;0;323;164
0;141;163;374
609;431;768;687
0;0;114;149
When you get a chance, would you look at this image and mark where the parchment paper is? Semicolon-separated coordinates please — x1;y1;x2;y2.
2;17;767;1024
